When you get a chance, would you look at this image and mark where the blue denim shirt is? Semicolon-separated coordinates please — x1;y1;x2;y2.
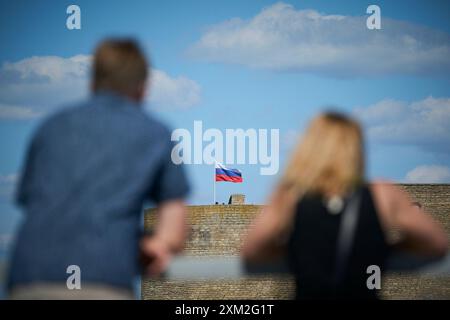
8;91;190;290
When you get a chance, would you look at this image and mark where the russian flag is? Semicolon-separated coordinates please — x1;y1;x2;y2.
215;162;243;183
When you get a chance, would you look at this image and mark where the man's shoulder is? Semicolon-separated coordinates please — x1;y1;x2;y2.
33;100;91;136
139;112;171;137
34;98;173;145
32;102;80;135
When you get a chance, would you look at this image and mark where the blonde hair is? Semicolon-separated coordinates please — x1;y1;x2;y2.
281;112;365;199
92;39;149;96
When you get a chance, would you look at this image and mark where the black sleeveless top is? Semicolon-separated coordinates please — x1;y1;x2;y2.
287;185;390;299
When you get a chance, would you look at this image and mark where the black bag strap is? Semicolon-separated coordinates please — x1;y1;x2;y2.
333;190;361;286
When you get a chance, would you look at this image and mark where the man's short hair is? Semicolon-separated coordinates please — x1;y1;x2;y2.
92;39;149;95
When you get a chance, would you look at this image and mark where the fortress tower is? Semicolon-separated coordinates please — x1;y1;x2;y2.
142;184;450;299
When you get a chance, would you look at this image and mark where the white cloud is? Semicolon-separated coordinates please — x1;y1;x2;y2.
0;55;91;84
188;2;450;77
0;104;43;120
150;69;201;110
353;96;450;153
0;173;18;203
0;55;91;117
0;174;18;184
0;55;201;120
405;165;450;183
0;233;13;251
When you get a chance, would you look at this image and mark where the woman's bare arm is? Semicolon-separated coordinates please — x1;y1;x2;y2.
371;182;448;257
241;186;296;263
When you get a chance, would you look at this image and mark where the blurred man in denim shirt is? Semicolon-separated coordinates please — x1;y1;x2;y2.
8;39;190;299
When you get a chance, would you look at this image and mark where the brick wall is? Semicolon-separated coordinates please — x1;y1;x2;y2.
142;184;450;300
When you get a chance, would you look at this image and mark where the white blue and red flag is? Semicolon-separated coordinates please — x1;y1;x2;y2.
215;162;243;183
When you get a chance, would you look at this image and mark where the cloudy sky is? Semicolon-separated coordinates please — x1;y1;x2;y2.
0;0;450;254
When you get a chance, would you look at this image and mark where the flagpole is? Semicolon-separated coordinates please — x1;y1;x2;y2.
213;161;216;204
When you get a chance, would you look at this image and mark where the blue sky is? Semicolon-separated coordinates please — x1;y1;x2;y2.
1;0;450;258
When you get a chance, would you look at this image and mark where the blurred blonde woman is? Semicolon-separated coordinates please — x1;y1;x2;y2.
242;112;448;299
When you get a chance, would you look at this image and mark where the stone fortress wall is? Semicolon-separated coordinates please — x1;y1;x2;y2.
142;185;450;300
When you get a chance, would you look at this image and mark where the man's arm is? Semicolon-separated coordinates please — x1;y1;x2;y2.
151;199;188;253
140;199;188;276
140;129;191;276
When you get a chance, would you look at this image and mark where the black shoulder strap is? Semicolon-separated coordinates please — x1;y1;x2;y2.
333;190;362;286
